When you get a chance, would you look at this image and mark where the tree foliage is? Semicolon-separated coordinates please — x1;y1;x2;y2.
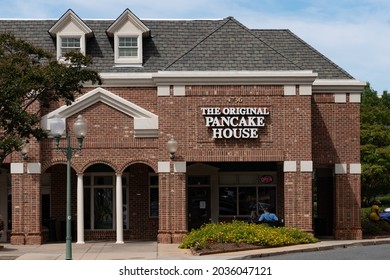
0;33;101;163
361;83;390;206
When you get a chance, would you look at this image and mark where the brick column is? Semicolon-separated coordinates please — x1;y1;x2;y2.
334;163;362;240
10;162;43;245
283;161;313;233
171;162;187;243
157;161;172;243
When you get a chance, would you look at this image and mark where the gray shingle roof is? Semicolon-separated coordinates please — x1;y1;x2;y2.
0;17;354;79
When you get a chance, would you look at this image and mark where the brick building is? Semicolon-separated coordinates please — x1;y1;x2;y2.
0;9;365;245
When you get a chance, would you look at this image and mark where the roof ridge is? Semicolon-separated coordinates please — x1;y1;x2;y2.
162;17;231;70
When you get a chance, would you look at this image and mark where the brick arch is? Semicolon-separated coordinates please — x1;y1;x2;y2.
41;158;69;173
119;158;157;174
80;159;119;173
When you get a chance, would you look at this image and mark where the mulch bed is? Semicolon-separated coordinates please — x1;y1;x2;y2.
190;242;264;256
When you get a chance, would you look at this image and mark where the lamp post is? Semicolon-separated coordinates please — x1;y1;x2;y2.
50;114;88;260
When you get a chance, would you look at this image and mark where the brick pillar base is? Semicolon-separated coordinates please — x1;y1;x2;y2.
172;231;187;243
10;233;25;245
157;231;172;243
334;228;362;240
25;233;44;245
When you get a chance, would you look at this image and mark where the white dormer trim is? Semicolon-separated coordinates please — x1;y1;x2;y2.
106;9;150;66
41;87;158;138
48;9;93;59
106;9;150;37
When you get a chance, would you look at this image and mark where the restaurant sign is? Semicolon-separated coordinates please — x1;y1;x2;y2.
201;107;270;139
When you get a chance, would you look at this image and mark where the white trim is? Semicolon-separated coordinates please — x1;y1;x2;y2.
335;163;347;174
99;71;318;87
299;85;312;96
300;161;313;172
157;85;170;96
154;71;318;86
41;87;158;138
349;163;361;174
49;10;93;37
283;161;297;172
106;9;150;36
284;85;296;96
10;163;24;174
158;162;170;173
349;93;361;103
313;79;366;94
334;93;347;103
174;85;186;96
174;162;186;173
27;163;41;174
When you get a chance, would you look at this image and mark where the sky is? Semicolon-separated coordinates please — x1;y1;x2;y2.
0;0;389;93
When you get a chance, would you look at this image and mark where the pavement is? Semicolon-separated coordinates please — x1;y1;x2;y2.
1;237;390;260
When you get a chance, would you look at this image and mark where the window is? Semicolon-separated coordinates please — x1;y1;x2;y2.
60;37;81;56
218;174;277;216
114;34;142;65
118;37;138;57
83;173;129;230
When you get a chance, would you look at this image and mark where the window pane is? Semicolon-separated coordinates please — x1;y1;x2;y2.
119;37;137;46
62;37;80;47
257;187;276;213
219;187;237;215
118;37;138;58
238;187;257;215
94;188;113;229
219;175;236;185
123;187;128;229
188;176;210;185
93;176;113;186
149;174;158;186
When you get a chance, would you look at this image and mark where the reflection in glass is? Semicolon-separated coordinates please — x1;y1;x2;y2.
94;188;113;229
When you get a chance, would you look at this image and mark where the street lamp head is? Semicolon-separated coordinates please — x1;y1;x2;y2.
73;115;88;149
20;139;29;160
167;137;178;159
50;114;65;147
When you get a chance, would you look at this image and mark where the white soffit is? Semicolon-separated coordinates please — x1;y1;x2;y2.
41;87;158;138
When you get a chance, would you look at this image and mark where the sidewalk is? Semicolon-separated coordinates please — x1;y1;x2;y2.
1;237;390;260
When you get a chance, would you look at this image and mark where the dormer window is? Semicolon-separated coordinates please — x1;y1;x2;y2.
60;36;81;55
48;9;93;60
118;36;138;57
107;9;150;67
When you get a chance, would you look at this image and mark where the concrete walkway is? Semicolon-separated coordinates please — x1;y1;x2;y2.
1;237;390;260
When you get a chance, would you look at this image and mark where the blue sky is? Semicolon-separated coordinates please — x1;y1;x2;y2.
0;0;389;93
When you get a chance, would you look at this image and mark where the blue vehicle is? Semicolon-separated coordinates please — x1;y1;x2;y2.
380;208;390;224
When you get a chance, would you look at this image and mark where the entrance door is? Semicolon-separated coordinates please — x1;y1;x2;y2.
188;187;210;230
314;168;334;236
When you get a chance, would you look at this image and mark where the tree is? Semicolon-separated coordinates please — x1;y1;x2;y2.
360;83;390;206
0;33;101;163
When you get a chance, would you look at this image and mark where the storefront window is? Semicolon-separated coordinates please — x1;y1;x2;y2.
219;173;276;216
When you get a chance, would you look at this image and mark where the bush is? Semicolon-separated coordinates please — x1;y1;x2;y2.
179;220;318;250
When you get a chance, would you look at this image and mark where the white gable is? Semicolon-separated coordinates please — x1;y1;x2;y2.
41;87;158;138
48;9;93;37
106;9;150;37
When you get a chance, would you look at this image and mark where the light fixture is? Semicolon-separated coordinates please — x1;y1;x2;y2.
167;137;178;159
20;139;29;159
49;113;88;260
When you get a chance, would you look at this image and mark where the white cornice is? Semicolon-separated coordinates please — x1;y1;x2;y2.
313;79;366;93
152;71;318;85
100;73;155;87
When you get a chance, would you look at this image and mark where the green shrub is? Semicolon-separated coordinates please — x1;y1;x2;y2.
179;220;318;250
